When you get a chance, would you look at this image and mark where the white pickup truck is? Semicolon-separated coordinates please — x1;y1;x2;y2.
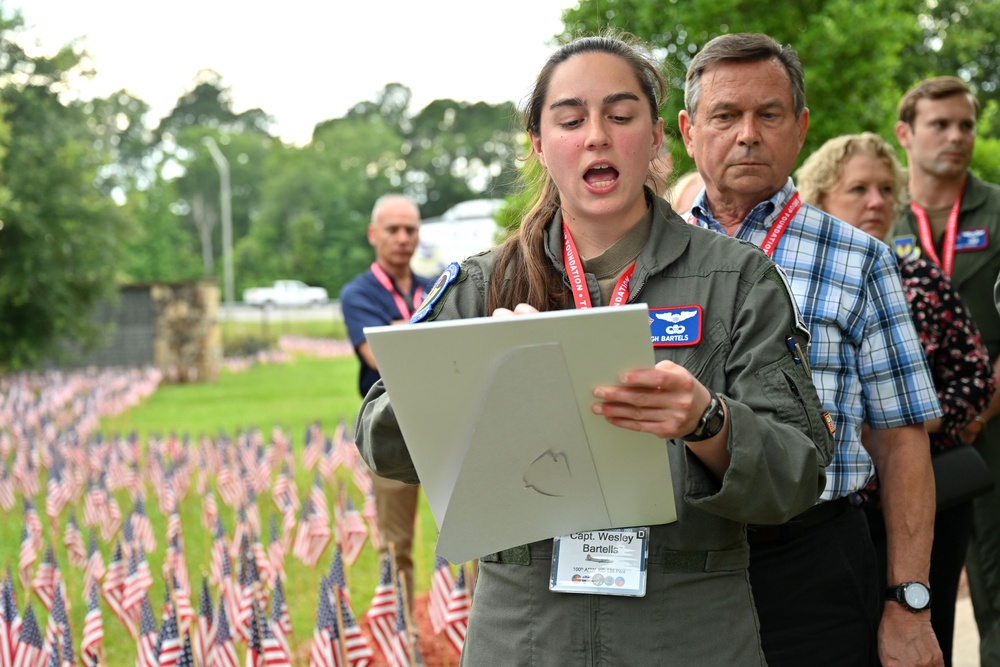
242;280;329;307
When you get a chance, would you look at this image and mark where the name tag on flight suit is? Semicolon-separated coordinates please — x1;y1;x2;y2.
549;527;650;597
955;228;988;251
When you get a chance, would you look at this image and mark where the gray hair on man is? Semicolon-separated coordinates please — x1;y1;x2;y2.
684;32;807;123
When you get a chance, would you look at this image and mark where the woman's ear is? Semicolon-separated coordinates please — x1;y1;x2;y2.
530;131;547;168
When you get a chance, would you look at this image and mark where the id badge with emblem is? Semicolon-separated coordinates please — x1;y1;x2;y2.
549;527;649;597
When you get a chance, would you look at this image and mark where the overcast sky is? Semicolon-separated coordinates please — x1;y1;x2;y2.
9;0;577;145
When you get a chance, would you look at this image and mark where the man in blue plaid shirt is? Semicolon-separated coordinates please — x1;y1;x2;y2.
679;33;944;667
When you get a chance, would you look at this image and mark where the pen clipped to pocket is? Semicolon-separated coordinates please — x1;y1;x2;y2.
785;336;811;377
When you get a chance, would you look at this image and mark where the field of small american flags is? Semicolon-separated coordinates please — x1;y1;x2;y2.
0;344;471;666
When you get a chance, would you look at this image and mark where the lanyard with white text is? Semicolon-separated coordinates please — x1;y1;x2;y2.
684;193;800;258
370;263;423;320
758;192;802;258
910;185;964;278
562;225;635;309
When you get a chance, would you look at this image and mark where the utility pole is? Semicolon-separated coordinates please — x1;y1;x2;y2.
203;136;235;309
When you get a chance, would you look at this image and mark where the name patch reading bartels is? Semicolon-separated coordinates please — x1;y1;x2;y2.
648;306;702;347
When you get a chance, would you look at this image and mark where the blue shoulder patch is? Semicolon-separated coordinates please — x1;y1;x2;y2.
410;262;461;323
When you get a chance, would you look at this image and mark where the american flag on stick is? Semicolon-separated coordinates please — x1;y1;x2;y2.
82;531;104;603
130;497;156;554
335;488;367;567
12;603;43;667
267;515;286;584
308;577;336;667
62;513;86;570
157;603;181;667
30;546;58;612
176;631;195;667
80;583;103;667
201;492;219;533
270;578;292;656
1;572;19;667
443;565;472;656
18;524;37;595
23;501;44;556
331;586;374;667
122;548;153;622
101;496;122;543
135;594;158;667
427;556;454;636
82;478;104;530
0;462;15;512
387;570;413;667
259;600;291;667
41;583;68;667
244;596;262;667
209;516;229;587
101;539;135;639
302;422;323;472
194;577;215;667
365;555;396;663
212;602;239;667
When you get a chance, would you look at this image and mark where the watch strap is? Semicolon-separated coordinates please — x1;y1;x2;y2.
682;389;725;442
884;582;931;612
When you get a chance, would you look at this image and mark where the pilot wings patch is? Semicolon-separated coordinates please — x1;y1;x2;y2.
648;306;702;347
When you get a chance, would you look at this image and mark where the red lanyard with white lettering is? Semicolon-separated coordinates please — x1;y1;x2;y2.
759;193;801;258
370;262;423;320
910;185;964;278
562;225;634;309
685;193;800;258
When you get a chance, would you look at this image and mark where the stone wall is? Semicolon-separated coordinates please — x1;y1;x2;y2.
151;281;221;383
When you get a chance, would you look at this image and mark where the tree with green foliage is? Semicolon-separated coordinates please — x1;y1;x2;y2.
156;68;272;140
0;9;132;371
904;0;1000;114
151;71;278;281
238;113;401;295
560;0;1000;176
405;98;522;216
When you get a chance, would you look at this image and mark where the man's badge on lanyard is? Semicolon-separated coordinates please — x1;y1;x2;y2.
955;228;988;252
648;306;702;347
549;527;650;597
893;236;921;261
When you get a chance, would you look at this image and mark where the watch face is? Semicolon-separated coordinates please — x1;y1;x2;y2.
903;583;930;609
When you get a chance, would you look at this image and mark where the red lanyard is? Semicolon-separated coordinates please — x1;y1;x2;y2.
370;263;423;320
759;193;801;258
685;192;801;258
562;225;635;310
909;185;964;278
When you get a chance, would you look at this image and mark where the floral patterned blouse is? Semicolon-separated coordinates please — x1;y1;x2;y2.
860;256;996;506
897;256;995;452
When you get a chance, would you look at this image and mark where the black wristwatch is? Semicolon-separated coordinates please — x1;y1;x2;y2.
683;389;726;442
885;582;932;612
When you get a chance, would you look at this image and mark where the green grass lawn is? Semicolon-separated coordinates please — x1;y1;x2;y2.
1;351;439;666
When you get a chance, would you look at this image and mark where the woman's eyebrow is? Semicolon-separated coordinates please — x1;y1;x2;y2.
548;91;640;111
